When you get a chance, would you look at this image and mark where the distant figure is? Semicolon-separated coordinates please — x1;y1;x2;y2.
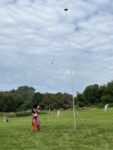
57;110;61;118
3;116;6;122
6;116;9;122
104;104;109;112
48;108;51;116
3;115;9;122
31;105;40;131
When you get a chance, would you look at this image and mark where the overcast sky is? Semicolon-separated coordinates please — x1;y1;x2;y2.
0;0;113;94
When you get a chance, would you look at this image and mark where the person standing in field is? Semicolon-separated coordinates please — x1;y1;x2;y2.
31;105;40;131
57;110;61;118
48;107;51;116
3;113;9;122
104;104;109;112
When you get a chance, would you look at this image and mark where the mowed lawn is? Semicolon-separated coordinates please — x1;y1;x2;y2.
0;108;113;150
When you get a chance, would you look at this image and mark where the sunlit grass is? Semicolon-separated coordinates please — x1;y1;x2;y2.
0;108;113;150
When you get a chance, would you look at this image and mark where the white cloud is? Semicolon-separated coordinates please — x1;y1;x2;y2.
0;0;113;93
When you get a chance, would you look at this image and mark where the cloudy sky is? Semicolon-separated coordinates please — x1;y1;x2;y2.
0;0;113;94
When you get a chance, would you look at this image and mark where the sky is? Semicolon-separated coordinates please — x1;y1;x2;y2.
0;0;113;94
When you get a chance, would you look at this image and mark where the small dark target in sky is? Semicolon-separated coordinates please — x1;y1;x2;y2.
64;8;68;11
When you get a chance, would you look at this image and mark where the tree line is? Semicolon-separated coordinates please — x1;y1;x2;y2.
0;86;72;112
0;81;113;112
76;81;113;107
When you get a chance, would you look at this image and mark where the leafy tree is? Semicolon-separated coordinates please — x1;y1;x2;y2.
76;93;85;107
32;92;42;107
16;86;35;110
83;84;100;106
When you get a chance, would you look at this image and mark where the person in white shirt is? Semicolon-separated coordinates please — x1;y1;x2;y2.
104;104;109;112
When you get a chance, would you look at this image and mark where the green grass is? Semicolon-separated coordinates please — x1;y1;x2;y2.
0;108;113;150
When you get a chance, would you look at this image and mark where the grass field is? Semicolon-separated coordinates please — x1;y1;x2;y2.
0;108;113;150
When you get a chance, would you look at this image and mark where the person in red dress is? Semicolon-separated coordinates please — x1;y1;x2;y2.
31;105;40;131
